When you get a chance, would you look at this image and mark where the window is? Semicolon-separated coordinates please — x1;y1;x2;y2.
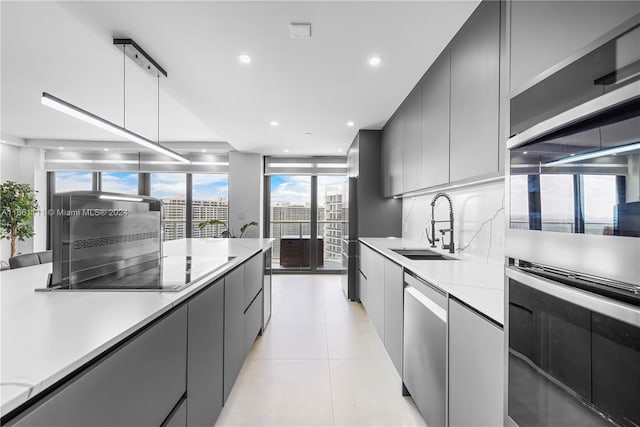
191;174;229;238
151;173;186;241
540;174;575;232
54;171;93;192
317;176;347;270
583;175;617;235
510;175;529;230
101;172;139;195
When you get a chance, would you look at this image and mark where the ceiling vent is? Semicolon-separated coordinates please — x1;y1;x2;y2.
289;23;311;38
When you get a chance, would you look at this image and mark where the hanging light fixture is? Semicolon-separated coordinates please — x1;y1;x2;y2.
42;38;191;164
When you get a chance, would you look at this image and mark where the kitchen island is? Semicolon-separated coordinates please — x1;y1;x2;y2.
0;238;273;425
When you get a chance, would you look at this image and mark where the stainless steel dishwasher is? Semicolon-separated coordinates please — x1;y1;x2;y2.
403;272;448;427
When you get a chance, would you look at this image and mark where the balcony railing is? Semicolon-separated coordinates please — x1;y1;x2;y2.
270;220;347;270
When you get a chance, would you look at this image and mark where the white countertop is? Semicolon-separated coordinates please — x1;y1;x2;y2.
0;238;272;417
360;238;504;326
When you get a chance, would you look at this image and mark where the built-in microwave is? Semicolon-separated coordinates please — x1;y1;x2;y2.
506;14;640;427
506;17;640;286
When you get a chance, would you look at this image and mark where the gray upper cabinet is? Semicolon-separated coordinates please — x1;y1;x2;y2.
420;50;451;188
187;280;224;427
449;0;500;182
382;112;404;197
510;1;640;95
402;85;422;193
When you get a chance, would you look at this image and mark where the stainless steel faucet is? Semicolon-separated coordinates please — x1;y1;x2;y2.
426;192;455;254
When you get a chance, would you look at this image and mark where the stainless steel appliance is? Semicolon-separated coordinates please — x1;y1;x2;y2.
402;273;447;427
506;16;640;426
507;264;640;427
342;130;402;300
45;191;235;291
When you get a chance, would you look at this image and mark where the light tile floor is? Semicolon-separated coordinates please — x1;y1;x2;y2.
215;275;426;427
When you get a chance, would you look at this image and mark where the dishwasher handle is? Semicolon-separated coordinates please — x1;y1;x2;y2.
405;285;447;323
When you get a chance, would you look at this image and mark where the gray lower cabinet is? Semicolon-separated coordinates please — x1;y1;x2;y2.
223;265;246;402
420;50;451;188
366;250;386;341
11;307;188;427
187;279;224;427
244;291;263;355
449;0;500;182
244;253;263;309
164;397;187;427
383;259;403;376
402;85;422;194
449;299;503;427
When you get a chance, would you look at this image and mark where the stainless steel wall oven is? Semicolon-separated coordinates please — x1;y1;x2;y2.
506;16;640;426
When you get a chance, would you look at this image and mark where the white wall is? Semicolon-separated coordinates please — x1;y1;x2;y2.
0;144;47;261
402;180;505;264
228;151;263;238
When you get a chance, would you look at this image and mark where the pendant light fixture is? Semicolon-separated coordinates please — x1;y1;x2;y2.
42;38;191;164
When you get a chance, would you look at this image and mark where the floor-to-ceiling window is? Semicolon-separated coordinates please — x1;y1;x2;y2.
191;174;229;238
265;156;348;273
150;173;187;241
317;175;347;270
270;175;312;270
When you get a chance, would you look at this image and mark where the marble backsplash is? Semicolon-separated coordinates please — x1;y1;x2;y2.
401;180;506;264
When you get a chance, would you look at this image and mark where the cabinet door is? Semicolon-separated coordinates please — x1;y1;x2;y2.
420;50;451;188
244;291;263;355
450;1;500;182
263;249;272;330
187;280;224;427
510;1;640;94
224;266;245;402
449;299;503;427
164;397;187;427
402;84;422;193
381;127;393;198
383;260;403;376
383;114;404;197
358;243;370;278
366;250;386;341
244;253;263;309
359;270;368;309
13;307;187;426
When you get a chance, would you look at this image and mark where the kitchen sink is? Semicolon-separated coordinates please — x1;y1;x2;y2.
390;249;457;261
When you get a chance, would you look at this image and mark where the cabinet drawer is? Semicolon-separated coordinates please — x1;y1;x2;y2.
244;253;263;309
12;307;188;426
244;290;263;355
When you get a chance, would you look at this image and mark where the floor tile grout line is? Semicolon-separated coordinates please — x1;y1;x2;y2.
322;281;337;427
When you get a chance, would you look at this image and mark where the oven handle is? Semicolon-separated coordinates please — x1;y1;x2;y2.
507;81;640;150
506;266;640;327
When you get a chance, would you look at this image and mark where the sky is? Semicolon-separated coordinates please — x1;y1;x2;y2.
54;171;228;200
270;175;346;206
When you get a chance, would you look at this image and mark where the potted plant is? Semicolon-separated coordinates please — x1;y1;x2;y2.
197;219;258;238
0;181;39;257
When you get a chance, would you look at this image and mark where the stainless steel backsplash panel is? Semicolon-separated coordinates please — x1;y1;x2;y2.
50;191;162;288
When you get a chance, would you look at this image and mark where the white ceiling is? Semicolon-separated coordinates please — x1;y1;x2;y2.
1;1;480;156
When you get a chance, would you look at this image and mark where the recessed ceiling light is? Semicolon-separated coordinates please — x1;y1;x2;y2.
284;148;289;153
1;140;7;144
103;148;109;152
522;151;528;155
201;149;207;153
346;121;355;127
270;121;279;127
237;54;252;64
368;56;382;67
58;146;64;150
338;148;344;153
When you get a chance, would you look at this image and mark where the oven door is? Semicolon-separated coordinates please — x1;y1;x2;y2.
506;266;640;427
